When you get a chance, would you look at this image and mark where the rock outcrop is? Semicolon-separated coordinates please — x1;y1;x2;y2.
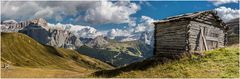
86;36;109;49
1;18;49;32
1;18;83;49
47;29;83;49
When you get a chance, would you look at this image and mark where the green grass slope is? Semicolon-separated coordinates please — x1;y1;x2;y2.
1;32;113;74
92;44;239;78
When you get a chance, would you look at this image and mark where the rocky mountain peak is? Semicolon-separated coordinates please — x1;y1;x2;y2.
86;35;109;49
27;18;49;30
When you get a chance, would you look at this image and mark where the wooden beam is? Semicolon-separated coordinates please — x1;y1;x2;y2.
200;28;208;51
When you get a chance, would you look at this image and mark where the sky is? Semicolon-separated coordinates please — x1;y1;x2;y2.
1;0;239;40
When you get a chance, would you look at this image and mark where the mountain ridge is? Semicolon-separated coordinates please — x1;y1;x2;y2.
1;18;154;67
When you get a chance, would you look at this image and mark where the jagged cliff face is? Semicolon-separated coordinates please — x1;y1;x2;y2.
47;29;83;49
1;20;25;32
1;18;49;32
86;36;109;49
1;18;83;49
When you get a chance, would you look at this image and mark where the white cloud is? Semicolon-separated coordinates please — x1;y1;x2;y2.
214;6;240;22
84;0;140;24
211;0;239;6
107;28;133;39
1;1;42;20
134;16;156;33
106;15;157;43
1;1;139;24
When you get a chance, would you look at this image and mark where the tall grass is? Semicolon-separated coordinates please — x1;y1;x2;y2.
92;44;239;78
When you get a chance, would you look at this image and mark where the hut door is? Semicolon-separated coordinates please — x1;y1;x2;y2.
206;30;219;50
198;28;208;51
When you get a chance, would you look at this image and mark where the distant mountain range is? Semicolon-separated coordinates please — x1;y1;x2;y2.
1;18;154;67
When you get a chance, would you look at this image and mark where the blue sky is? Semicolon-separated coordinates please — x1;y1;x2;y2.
92;1;239;30
77;1;239;30
134;1;238;20
1;0;239;37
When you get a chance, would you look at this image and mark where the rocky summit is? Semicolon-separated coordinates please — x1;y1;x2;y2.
1;18;83;49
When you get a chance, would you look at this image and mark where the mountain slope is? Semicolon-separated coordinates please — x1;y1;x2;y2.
77;40;153;67
77;45;141;67
226;18;239;45
1;32;113;77
92;45;239;78
1;18;154;67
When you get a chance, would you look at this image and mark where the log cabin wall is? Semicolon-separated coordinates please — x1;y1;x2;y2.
155;20;189;58
154;11;227;59
187;21;225;52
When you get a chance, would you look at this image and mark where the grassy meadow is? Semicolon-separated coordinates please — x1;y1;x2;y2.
92;44;239;78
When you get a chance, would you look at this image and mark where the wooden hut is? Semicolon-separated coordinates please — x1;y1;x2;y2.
153;11;228;58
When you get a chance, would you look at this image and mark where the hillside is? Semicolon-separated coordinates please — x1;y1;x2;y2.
1;32;113;78
77;45;143;67
92;44;239;78
77;39;153;67
1;18;154;67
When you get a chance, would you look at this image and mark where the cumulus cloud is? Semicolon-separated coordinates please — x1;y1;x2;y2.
1;1;42;20
107;28;133;39
106;15;157;42
134;16;155;33
84;0;140;24
214;6;240;22
211;0;239;6
1;1;139;24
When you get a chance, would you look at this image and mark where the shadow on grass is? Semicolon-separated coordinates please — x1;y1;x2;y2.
93;56;172;78
44;45;65;57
